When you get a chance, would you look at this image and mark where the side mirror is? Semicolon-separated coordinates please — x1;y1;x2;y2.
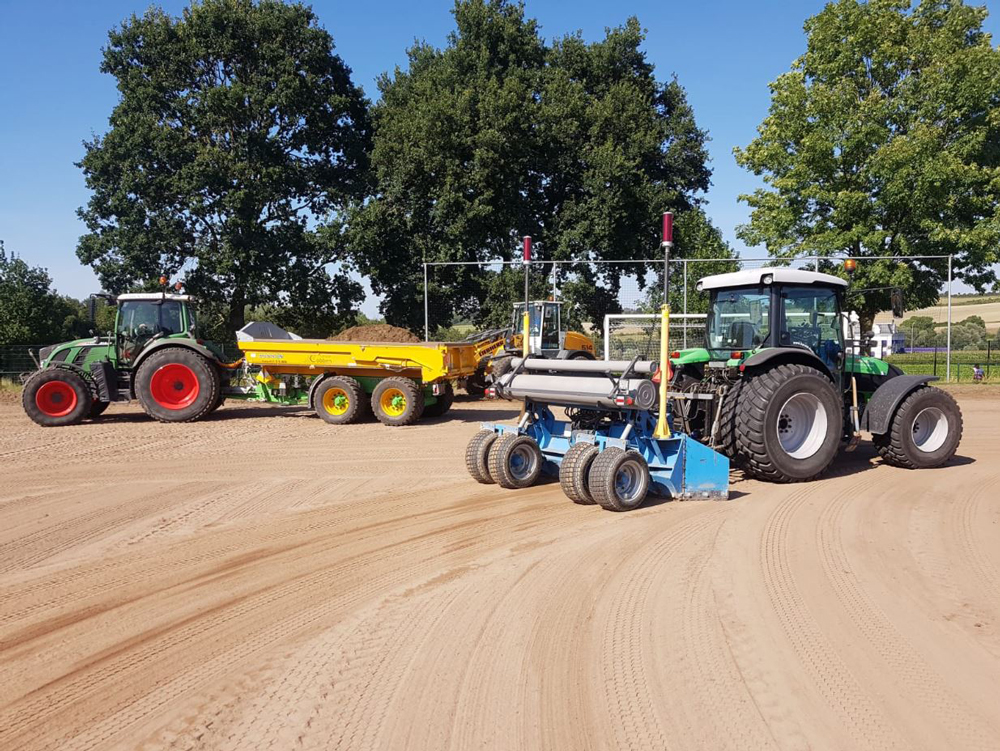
87;297;97;323
890;288;904;318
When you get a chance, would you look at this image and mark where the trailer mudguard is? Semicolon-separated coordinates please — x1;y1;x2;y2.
861;375;938;435
556;349;596;360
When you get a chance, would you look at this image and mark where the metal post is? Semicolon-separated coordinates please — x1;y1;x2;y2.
655;212;673;439
423;263;429;342
551;263;557;301
682;260;688;348
946;255;952;381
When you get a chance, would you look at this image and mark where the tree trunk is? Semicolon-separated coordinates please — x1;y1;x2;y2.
227;290;246;338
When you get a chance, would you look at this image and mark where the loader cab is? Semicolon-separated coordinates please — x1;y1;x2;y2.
701;269;848;387
115;293;197;366
511;301;562;355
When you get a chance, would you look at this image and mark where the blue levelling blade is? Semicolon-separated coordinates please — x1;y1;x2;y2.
646;434;730;501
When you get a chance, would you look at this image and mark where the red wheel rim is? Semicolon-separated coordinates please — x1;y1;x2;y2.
149;363;200;410
35;381;78;417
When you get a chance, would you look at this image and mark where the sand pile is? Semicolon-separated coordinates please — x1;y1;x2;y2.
330;324;421;343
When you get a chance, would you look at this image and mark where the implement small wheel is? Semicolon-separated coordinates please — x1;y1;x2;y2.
23;369;93;427
489;433;543;489
423;382;454;419
560;442;600;504
315;376;367;425
371;377;424;426
874;386;963;469
466;430;498;484
589;447;650;512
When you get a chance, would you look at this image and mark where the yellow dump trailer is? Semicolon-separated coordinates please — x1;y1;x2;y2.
231;323;478;426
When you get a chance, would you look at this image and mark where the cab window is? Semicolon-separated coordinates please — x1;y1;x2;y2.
541;304;559;349
779;287;842;367
708;286;771;353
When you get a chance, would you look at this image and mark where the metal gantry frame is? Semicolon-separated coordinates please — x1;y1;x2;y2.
422;253;955;378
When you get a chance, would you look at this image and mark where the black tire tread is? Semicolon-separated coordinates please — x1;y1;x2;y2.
488;433;543;489
315;375;367;425
136;348;220;423
465;430;497;484
873;386;963;469
371;377;424;426
559;442;599;504
589;447;650;512
423;382;454;418
22;368;93;427
735;363;837;483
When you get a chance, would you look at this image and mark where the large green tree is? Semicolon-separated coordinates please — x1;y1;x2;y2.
0;242;90;344
78;0;371;336
347;0;730;333
735;0;1000;331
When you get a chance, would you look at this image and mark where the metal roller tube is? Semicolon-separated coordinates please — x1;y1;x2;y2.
509;358;659;375
498;373;657;409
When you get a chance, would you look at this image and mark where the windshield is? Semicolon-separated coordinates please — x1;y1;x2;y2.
707;286;771;353
779;286;842;368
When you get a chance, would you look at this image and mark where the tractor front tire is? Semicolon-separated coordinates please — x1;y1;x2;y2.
588;447;650;512
559;442;600;504
874;386;963;469
466;430;498;484
135;348;220;423
423;382;455;419
488;433;543;489
23;369;93;427
735;363;841;483
315;376;367;425
371;377;424;426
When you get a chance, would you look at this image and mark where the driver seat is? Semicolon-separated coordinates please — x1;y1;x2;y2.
728;321;758;349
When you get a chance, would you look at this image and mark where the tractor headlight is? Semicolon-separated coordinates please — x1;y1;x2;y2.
38;345;54;363
762;274;773;285
696;281;704;292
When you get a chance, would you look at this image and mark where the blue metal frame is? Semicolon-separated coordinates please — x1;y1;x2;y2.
484;399;729;500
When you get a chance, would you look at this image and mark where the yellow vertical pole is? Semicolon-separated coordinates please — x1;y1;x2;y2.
654;212;673;439
522;236;532;360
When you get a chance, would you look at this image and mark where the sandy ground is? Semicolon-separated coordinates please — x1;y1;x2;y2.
1;392;999;751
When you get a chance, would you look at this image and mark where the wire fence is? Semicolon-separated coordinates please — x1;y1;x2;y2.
424;253;960;377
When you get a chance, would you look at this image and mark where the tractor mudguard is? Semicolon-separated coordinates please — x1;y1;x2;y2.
741;347;834;380
861;375;938;435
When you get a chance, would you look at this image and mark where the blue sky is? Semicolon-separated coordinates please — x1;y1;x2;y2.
1;0;997;302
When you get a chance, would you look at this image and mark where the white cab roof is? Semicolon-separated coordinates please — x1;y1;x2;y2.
698;267;848;291
117;292;194;302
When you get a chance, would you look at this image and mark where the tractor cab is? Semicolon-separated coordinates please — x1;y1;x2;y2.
698;268;848;387
113;293;199;365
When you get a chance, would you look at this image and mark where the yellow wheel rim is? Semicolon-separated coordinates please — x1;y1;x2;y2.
379;388;407;417
322;388;350;416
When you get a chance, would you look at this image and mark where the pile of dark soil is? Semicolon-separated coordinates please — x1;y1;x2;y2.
330;324;421;343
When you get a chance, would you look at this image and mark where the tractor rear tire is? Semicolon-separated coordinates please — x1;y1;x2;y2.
735;363;841;483
559;442;600;504
90;401;109;419
371;377;424;426
714;379;745;462
488;433;543;489
315;376;367;425
23;369;93;427
466;430;498;484
873;386;962;469
423;382;454;419
588;447;650;512
135;348;220;423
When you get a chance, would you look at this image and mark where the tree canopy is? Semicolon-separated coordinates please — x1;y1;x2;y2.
735;0;1000;330
347;0;731;333
0;242;92;345
77;0;372;337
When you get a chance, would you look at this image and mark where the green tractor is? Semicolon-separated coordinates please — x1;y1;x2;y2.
669;267;962;481
22;292;230;427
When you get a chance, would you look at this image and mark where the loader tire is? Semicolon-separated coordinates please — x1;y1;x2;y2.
371;377;424;426
315;376;367;425
735;363;841;483
423;382;454;418
559;442;600;504
491;356;513;381
466;430;498;484
135;348;220;423
588;447;650;512
488;433;543;489
23;369;93;427
873;386;962;469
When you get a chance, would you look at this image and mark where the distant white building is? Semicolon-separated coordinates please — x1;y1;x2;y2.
870;321;905;358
